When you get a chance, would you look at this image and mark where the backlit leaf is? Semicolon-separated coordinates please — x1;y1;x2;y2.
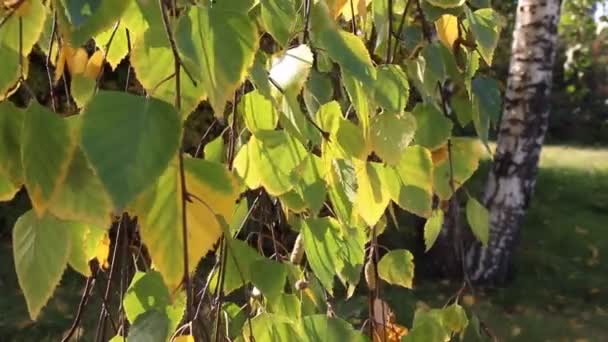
355;161;390;226
300;315;367;342
373;65;410;113
22;102;74;216
135;158;239;290
176;5;257;115
13;210;70;320
377;249;415;289
317;29;376;85
0;172;19;202
465;7;502;65
370;112;417;165
81;91;181;210
0;0;45;100
466;197;489;246
67;222;107;276
241;89;279;134
433;138;481;200
424;0;465;9
424;210;444;252
94;23;129;70
435;14;459;49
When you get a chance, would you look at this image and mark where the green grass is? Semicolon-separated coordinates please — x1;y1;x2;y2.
1;145;607;341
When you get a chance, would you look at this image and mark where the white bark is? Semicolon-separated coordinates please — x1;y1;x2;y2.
466;0;562;284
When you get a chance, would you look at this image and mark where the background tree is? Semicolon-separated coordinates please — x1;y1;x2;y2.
465;0;563;284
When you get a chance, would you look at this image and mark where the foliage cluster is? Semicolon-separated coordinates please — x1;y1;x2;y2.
0;0;504;340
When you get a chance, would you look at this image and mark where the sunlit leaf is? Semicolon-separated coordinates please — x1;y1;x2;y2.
0;0;45;100
373;65;410;114
269;44;314;93
355;161;390;226
233;131;307;196
81;91;181;210
377;249;415;289
235;313;302;342
385;146;434;217
0;172;19;202
424;210;444;252
22;102;75;216
466;197;489;246
317;29;376;85
13;210;70;320
424;0;465;9
300;315;367;342
67;222;107;276
465;7;502;65
435;14;459;49
94;23;129;70
442;303;469;333
370;112;416;165
241;89;279;134
433;138;481;200
176;5;257;115
135;158;239;290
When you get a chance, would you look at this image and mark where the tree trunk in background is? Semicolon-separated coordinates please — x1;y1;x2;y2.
465;0;562;285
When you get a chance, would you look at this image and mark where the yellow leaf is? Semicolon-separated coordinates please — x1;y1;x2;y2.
355;161;390;226
84;50;104;80
95;233;110;269
66;47;88;75
329;0;372;20
54;46;66;82
431;144;448;165
173;335;195;342
435;14;459;49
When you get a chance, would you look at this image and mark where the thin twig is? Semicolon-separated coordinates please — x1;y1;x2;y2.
194;119;219;158
61;272;96;342
18;17;35;100
124;28;132;93
94;215;126;342
227;91;239;170
45;13;57;111
415;0;432;43
392;0;413;62
95;21;120;91
303;0;311;43
386;0;394;63
349;0;358;34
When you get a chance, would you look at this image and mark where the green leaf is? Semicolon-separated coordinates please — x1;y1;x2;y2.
204;136;225;163
424;210;444;252
442;303;469;333
472;76;501;126
48;146;112;228
229;198;249;237
303;70;334;117
342;71;371;134
317;29;376;85
280;89;321;145
450;92;473;127
282;155;328;215
386;146;434;217
241;89;279;134
300;315;367;342
465;8;502;65
301;217;341;294
0;0;46;100
466;197;489;246
81;91;181;210
70;73;96;108
94;22;129;70
219;239;263;295
412;103;453;150
0;101;24;184
403;309;449;342
424;0;465;10
370;112;417;165
433;138;481;200
135;158;238;289
13;210;70;320
377;249;414;289
0;172;19;202
268;294;301;319
356;161;390;226
22;102;75;216
373;65;410;113
123;270;185;334
130;2;206;117
67;222;106;276
127;310;170;342
56;0;130;46
326;159;357;226
233;131;308;196
334;118;367;160
250;259;288;302
260;0;296;47
235;313;303;342
176;5;257;115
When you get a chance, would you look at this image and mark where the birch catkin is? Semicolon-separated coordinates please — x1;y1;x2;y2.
290;233;305;264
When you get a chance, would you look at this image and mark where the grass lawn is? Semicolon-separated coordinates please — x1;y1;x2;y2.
1;145;607;341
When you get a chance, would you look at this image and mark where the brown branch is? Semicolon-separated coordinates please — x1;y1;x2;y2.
61;271;96;342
